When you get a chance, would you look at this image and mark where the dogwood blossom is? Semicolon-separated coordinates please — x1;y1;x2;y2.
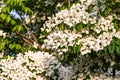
0;51;75;80
42;30;82;54
41;0;120;55
42;13;120;55
42;0;99;32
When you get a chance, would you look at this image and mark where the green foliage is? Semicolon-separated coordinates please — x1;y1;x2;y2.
0;13;7;21
0;39;9;50
0;0;34;55
0;42;5;50
105;37;120;55
113;18;119;31
75;23;84;32
12;25;24;32
0;0;120;79
9;43;21;50
108;44;115;54
86;4;94;13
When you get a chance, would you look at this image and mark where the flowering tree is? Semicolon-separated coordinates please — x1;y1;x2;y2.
0;0;120;80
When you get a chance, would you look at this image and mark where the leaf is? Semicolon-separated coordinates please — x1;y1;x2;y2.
0;43;4;50
21;62;27;67
31;77;36;80
6;16;11;23
31;69;37;73
22;6;33;14
116;46;120;54
9;44;16;49
73;47;76;53
6;0;11;4
3;39;9;44
115;39;120;46
108;44;115;53
104;47;108;54
2;56;8;60
11;20;16;25
1;7;10;13
16;0;20;5
18;25;24;31
12;25;23;32
76;23;83;32
86;4;94;12
114;22;119;31
0;14;7;21
9;43;21;50
15;44;21;50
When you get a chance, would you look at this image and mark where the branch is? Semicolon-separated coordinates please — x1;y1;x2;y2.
16;31;33;46
22;21;42;51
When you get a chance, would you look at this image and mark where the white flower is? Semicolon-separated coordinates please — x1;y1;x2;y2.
0;30;6;38
100;4;106;11
33;42;39;49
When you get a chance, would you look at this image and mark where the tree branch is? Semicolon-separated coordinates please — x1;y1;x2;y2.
22;21;42;51
16;31;33;46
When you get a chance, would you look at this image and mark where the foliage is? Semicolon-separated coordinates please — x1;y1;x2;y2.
0;0;120;80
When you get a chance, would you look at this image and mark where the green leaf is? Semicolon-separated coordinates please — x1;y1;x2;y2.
0;43;4;50
12;25;23;32
31;69;37;73
73;47;76;53
21;62;27;67
3;39;9;44
86;4;94;13
11;20;16;25
115;39;120;46
104;47;108;54
9;44;21;50
76;23;83;32
0;14;7;21
6;16;11;23
22;6;33;14
9;44;16;49
31;77;36;80
108;44;115;53
114;22;119;31
15;44;21;50
6;0;11;4
1;7;10;13
108;8;112;13
2;56;8;60
116;46;120;54
16;0;20;5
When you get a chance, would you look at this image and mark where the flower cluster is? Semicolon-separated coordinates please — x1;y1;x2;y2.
42;4;120;55
41;0;99;32
0;51;75;80
42;15;116;55
79;15;116;55
42;30;82;55
80;31;113;55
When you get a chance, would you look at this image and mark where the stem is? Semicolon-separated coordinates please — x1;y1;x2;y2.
67;0;70;8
